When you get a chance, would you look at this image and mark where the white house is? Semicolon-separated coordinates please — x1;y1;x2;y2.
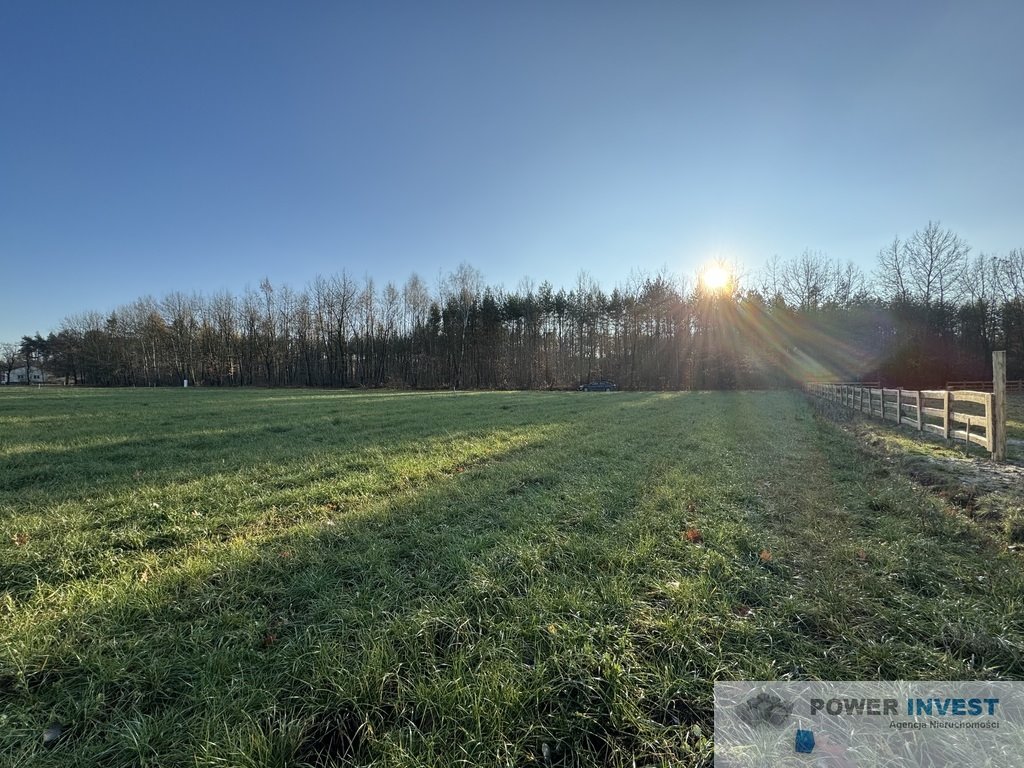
1;366;47;384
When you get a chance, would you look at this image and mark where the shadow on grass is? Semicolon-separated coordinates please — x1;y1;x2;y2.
0;419;575;599
3;394;731;767
774;402;1024;679
6;391;1024;767
0;389;607;496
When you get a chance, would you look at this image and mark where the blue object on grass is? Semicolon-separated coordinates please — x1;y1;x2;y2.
795;728;815;753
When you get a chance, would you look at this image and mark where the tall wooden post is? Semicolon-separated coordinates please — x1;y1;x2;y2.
942;391;951;440
993;350;1007;461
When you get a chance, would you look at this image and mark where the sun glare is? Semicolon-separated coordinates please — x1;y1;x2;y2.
700;262;732;293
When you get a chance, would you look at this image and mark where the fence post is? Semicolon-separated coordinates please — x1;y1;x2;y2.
916;391;923;431
985;393;995;454
942;391;951;441
896;389;902;425
993;350;1006;461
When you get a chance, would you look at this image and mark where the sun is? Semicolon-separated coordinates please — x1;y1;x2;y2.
700;262;732;293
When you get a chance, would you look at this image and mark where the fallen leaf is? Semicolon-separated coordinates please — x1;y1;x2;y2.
759;549;772;563
855;549;868;562
684;528;703;543
11;532;29;547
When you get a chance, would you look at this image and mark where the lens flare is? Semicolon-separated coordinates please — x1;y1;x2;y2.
700;262;732;292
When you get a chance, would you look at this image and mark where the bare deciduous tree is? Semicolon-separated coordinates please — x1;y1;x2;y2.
781;250;832;311
903;221;970;307
1;342;18;383
875;236;909;303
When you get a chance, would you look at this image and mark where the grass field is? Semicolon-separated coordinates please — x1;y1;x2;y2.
2;388;1024;767
1009;393;1024;444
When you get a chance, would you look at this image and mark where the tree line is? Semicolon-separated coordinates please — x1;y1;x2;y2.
4;222;1022;390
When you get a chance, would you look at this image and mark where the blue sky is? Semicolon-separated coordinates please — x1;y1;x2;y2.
2;0;1022;342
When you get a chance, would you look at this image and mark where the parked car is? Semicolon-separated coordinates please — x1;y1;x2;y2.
578;380;617;392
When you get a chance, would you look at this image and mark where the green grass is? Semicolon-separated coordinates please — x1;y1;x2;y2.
2;388;1023;767
1008;392;1024;443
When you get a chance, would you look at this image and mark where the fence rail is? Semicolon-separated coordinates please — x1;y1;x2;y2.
807;382;1001;456
946;379;1024;393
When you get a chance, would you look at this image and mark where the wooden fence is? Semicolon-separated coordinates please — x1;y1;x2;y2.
806;382;1002;457
946;379;1024;393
